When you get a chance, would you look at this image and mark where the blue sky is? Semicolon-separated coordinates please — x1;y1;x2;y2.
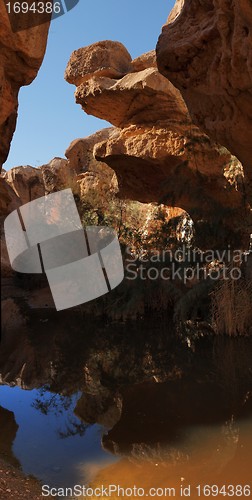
4;1;174;170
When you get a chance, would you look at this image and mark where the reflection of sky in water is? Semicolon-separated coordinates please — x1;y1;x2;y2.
0;385;118;488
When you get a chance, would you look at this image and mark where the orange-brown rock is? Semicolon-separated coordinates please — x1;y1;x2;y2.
0;3;50;168
71;67;188;128
0;176;21;280
3;165;45;205
65;129;118;202
167;0;184;23
131;50;157;72
95;125;252;249
156;0;252;187
2;137;118;215
41;157;71;194
0;176;20;216
66;40;252;249
65;128;115;173
0;166;45;282
94;124;236;201
65;40;132;87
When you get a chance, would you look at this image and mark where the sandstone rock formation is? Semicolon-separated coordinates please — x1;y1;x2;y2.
72;68;188;128
65;128;115;174
1;140;117;214
65;40;132;86
0;3;50;168
156;0;252;189
3;165;45;205
0;176;20;216
66;40;252;249
41;157;71;194
131;50;157;72
65;128;118;202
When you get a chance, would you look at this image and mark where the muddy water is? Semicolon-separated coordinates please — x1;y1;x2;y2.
88;417;252;499
0;311;252;498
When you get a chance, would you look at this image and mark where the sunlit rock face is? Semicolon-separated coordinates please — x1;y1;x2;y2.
0;3;50;168
65;128;115;174
156;0;252;188
131;50;157;72
65;40;252;249
65;129;118;202
2;140;117;211
2;166;45;205
65;40;132;87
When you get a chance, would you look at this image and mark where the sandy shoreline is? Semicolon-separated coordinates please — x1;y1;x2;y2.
0;458;54;499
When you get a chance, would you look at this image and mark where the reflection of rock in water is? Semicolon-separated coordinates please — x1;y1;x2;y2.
101;381;250;457
87;415;252;499
75;391;122;428
0;406;20;468
0;308;252;472
0;310;191;389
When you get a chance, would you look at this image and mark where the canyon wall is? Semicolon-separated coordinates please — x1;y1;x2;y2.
2;6;252;251
156;0;252;192
0;2;50;169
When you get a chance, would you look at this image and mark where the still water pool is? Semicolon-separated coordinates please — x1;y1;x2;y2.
0;385;118;489
0;383;251;499
1;314;252;499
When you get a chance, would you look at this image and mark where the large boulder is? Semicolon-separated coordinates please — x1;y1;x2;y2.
65;40;132;86
72;67;187;127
